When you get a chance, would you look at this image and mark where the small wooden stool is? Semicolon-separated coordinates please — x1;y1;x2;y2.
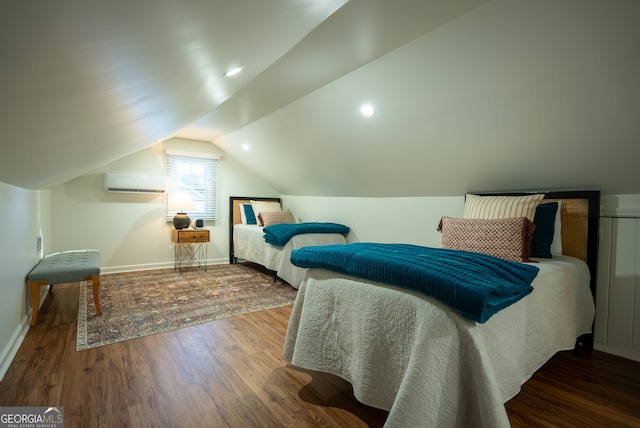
27;250;102;326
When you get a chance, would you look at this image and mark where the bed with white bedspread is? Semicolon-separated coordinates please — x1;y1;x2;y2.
229;196;350;288
283;190;600;427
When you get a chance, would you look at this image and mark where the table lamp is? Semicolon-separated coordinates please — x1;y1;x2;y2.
169;193;196;229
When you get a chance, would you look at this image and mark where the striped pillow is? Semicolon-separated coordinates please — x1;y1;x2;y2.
438;216;536;262
463;193;544;221
259;210;295;226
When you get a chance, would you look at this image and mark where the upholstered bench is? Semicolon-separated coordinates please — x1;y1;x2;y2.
27;249;102;326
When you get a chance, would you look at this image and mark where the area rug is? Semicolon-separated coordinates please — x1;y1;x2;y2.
76;263;297;351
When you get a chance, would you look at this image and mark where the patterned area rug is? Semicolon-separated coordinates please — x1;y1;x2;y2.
77;263;297;351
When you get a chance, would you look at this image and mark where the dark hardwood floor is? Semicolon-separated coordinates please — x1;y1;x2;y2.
1;282;639;427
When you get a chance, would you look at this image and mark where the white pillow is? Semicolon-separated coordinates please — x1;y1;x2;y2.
250;200;282;225
239;203;249;224
550;201;563;255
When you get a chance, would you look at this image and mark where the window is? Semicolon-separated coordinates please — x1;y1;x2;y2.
166;151;219;221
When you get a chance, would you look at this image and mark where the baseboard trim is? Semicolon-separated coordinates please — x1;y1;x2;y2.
1;287;49;381
594;343;640;363
100;258;229;274
0;315;29;382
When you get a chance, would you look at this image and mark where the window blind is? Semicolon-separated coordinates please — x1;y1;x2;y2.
165;151;219;221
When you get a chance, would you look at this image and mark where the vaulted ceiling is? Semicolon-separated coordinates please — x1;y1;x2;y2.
1;0;639;197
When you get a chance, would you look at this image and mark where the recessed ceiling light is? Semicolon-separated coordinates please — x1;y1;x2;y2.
223;66;243;77
241;143;250;151
360;103;375;117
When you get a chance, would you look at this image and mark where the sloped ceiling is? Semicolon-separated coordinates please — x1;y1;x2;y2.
0;0;350;189
1;0;639;197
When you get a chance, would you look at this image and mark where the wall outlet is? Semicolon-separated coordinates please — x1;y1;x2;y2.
36;233;43;259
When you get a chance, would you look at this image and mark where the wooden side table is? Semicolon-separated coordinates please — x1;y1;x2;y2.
172;229;210;273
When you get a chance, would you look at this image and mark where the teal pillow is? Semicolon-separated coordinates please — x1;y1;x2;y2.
243;204;257;225
530;202;558;258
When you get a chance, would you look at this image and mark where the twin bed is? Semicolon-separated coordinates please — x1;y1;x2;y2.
229;196;349;288
282;190;599;427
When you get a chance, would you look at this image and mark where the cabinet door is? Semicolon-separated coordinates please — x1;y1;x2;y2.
603;218;640;352
595;217;612;343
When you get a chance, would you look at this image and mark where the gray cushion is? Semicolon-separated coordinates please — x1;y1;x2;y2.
28;250;100;284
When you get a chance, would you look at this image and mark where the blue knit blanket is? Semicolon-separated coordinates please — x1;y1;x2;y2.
263;222;350;247
290;243;539;323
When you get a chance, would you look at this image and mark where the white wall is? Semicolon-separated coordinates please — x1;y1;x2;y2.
601;194;640;218
50;138;279;272
0;183;51;380
282;195;464;246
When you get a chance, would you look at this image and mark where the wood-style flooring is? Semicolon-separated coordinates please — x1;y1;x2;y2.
1;282;639;427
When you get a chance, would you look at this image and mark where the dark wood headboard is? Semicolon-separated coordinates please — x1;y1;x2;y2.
228;196;281;263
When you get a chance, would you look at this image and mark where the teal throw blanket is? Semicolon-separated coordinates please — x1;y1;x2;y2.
290;243;539;323
263;222;350;247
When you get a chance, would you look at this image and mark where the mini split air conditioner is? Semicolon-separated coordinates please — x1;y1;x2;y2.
104;173;167;194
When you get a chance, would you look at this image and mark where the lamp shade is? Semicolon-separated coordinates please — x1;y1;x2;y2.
168;193;196;212
169;193;196;229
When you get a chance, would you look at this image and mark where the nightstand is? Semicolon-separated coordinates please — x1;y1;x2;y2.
172;229;210;273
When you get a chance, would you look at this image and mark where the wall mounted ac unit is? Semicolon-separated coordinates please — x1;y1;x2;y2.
104;173;167;194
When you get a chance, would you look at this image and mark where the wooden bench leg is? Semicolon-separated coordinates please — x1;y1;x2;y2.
31;276;101;326
86;275;102;315
30;280;49;326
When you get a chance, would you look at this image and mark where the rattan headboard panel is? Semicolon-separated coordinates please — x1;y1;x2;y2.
543;197;589;262
232;199;251;226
